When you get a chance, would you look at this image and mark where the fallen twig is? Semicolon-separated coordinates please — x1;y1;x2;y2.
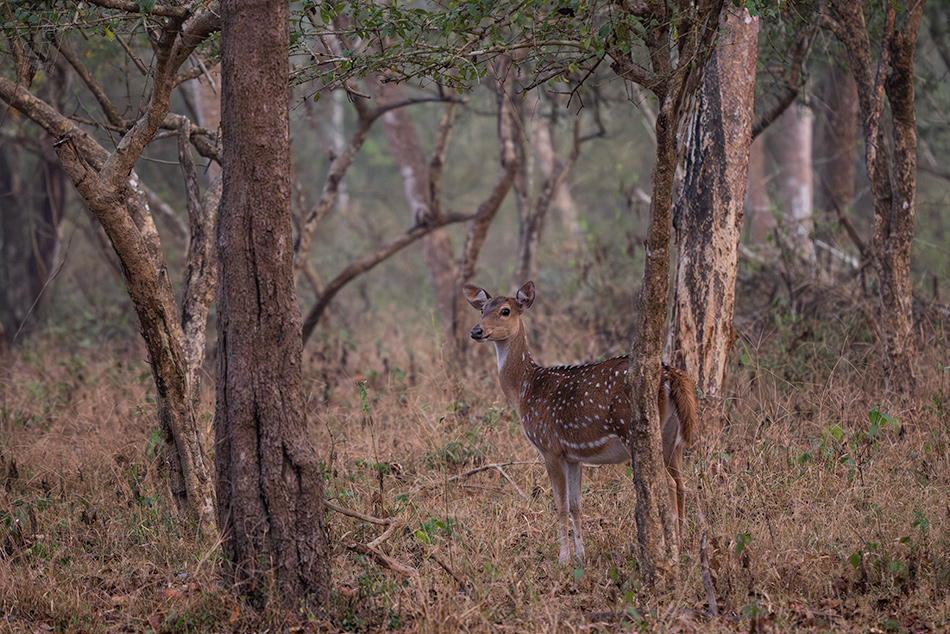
325;499;398;525
428;549;473;595
446;460;537;499
344;539;418;579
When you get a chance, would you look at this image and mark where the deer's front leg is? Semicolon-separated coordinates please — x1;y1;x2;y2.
566;460;585;565
543;454;572;565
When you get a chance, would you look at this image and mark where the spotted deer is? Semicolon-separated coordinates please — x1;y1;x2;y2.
462;280;696;565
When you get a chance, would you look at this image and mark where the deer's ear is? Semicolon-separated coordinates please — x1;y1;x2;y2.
515;281;535;312
462;284;491;311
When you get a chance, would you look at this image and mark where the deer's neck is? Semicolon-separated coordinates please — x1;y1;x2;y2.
493;324;535;410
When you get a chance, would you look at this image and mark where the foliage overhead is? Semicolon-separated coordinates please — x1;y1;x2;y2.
292;0;782;96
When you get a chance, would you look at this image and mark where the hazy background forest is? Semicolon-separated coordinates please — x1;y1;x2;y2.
1;0;949;632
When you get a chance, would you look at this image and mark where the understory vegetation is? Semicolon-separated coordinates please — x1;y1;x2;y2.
1;260;948;633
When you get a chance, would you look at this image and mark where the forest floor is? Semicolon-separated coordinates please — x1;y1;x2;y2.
1;280;948;633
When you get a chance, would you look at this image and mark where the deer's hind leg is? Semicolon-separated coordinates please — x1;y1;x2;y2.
665;446;686;539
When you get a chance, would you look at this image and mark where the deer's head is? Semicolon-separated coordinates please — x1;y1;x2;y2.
462;281;535;342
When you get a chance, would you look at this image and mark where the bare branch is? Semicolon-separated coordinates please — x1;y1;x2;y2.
55;33;127;128
301;211;477;344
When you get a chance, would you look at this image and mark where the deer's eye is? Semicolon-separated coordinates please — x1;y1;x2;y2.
501;308;510;316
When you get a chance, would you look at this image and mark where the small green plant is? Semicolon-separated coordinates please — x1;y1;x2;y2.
423;419;491;469
414;514;461;544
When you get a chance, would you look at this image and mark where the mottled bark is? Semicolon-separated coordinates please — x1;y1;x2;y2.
216;0;330;607
0;12;220;529
670;6;758;400
826;0;922;403
609;0;726;581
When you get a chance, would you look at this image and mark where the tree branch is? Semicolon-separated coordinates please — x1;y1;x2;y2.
301;212;476;343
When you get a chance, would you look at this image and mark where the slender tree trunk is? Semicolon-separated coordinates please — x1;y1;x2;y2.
669;5;758;401
513;88;580;286
0;12;220;529
745;135;774;244
827;0;922;403
216;0;330;607
627;98;681;580
776;102;816;267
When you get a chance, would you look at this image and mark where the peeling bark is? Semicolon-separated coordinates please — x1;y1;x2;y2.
670;6;758;401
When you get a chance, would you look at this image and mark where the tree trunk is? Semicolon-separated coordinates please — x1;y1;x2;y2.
627;100;680;580
669;5;758;401
776;102;816;267
827;0;921;403
513;88;580;287
609;0;726;582
745;135;774;244
363;78;464;369
814;63;858;222
0;13;220;529
216;0;331;607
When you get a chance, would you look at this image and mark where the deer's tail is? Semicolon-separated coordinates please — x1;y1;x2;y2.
663;363;697;446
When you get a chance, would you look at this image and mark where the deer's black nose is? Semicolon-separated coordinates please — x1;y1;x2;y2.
470;326;483;340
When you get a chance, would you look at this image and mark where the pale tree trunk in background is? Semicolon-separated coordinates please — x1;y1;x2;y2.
512;87;580;287
513;88;582;285
364;78;464;373
669;6;758;402
776;102;816;267
532;98;582;251
745;135;774;244
813;63;858;270
216;0;330;607
826;0;922;404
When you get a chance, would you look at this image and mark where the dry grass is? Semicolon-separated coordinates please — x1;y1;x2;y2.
1;287;949;633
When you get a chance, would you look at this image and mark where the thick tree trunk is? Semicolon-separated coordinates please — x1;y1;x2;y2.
827;0;921;403
216;0;330;607
669;6;758;400
609;0;726;581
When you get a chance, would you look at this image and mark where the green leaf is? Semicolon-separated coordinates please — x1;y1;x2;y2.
734;532;752;557
849;551;862;568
